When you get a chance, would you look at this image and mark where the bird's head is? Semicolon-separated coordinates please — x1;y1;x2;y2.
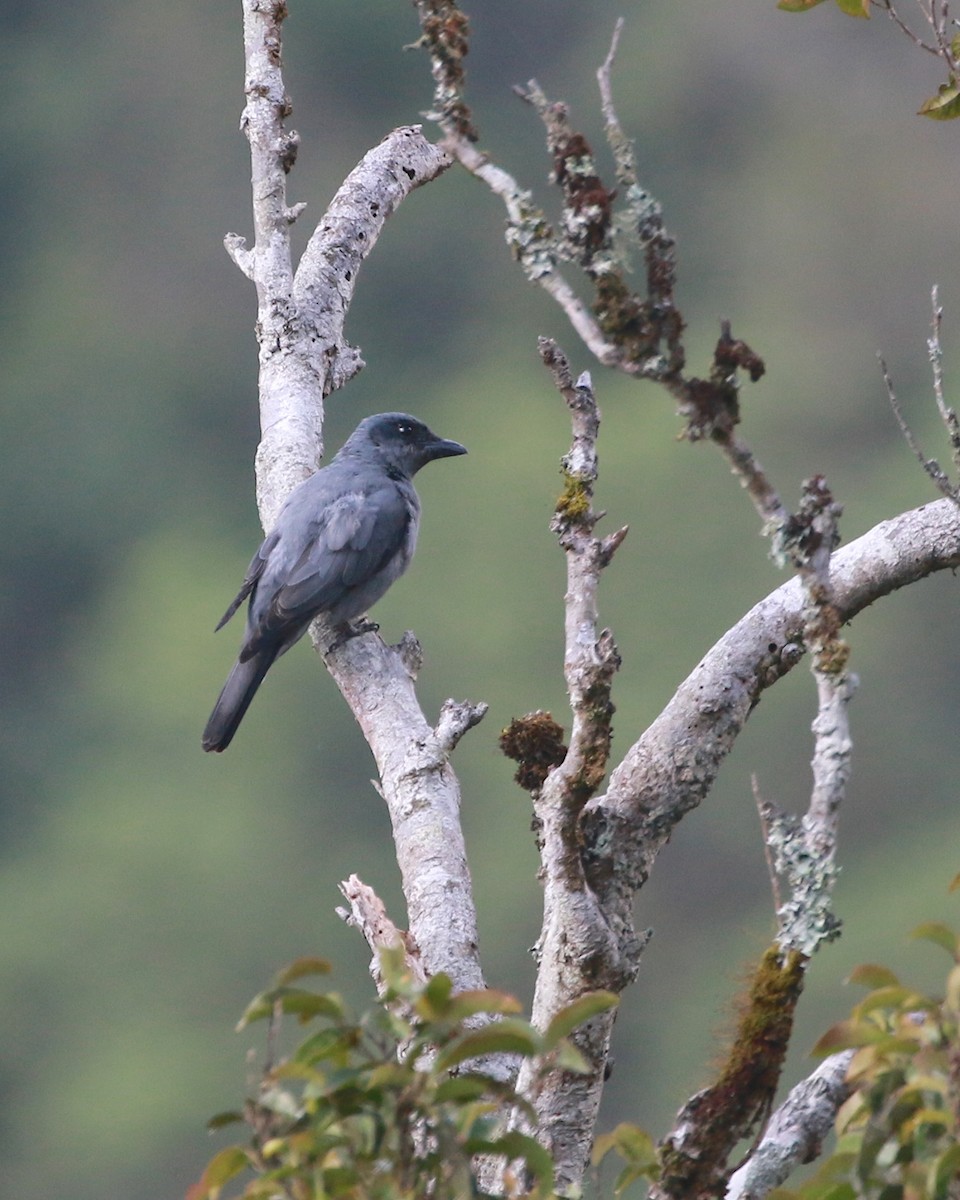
348;412;467;477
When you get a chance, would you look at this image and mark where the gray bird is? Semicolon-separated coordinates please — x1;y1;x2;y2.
202;412;467;752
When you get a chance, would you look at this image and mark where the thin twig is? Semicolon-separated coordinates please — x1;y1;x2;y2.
872;0;942;56
928;286;960;472
752;775;783;915
880;289;960;503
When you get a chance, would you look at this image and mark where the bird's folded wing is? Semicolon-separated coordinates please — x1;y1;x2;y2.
214;529;280;630
271;485;410;623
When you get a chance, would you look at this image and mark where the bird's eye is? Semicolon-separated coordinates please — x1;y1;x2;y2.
396;422;412;435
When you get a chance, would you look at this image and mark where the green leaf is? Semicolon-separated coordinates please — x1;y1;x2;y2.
847;963;901;989
777;0;829;10
815;1184;858;1200
365;1061;413;1090
376;943;411;991
470;1130;555;1195
237;987;345;1029
200;1145;249;1192
443;988;524;1023
274;956;332;985
812;1019;881;1056
946;963;960;1011
434;1019;542;1071
542;991;619;1049
291;1027;349;1066
552;1040;592;1074
854;985;928;1018
434;1074;495;1103
928;1142;960;1198
322;1165;360;1194
593;1122;658;1171
205;1109;244;1131
919;83;960;120
418;971;454;1018
834;0;869;15
911;922;959;958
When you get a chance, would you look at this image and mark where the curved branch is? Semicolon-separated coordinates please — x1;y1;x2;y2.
250;123;451;526
584;497;960;929
725;1051;855;1200
234;1;482;1005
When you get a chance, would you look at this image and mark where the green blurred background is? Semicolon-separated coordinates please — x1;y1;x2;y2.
2;1;958;1195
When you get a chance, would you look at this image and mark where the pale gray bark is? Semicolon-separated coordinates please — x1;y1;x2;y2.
587;498;960;951
725;1051;855;1200
229;6;960;1194
504;347;632;1193
233;1;488;1005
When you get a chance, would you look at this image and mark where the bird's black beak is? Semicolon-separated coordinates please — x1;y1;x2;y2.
428;437;468;460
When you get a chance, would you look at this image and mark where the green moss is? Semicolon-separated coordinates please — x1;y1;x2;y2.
555;471;590;522
658;946;806;1199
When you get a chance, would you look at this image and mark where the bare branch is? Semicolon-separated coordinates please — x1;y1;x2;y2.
928;286;960;474
316;629;488;995
597;19;631;183
234;0;482;1003
753;775;783;915
434;698;489;754
337;874;428;990
880;288;960;507
494;344;633;1194
725;1051;855;1200
583;498;960;967
762;477;852;956
872;0;943;56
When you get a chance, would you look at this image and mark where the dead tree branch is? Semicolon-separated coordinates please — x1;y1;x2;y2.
882;286;960;505
725;1050;855;1200
234;0;488;1004
497;343;632;1192
583;497;960;982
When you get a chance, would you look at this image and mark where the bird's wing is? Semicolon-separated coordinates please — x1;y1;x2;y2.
214;529;280;631
269;482;411;625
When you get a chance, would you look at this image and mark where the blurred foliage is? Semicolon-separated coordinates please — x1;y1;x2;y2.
190;948;616;1200
777;0;960;119
2;2;959;1198
777;877;960;1200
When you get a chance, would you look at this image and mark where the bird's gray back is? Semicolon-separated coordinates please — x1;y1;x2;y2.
244;457;420;650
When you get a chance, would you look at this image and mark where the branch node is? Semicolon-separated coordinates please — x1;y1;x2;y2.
395;630;424;678
337;874;427;990
224;232;256;279
433;698;489;753
599;524;629;566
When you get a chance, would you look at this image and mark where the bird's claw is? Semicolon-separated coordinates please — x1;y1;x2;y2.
328;618;380;652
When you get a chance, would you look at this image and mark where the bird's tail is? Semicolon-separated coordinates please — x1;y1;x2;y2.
202;649;277;753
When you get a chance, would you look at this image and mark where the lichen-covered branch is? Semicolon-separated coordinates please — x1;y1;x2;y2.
725;1050;855;1200
759;476;852;956
655;475;855;1198
882;286;960;506
234;0;486;1002
654;947;807;1200
583;497;960;969
412;7;775;511
496;344;633;1192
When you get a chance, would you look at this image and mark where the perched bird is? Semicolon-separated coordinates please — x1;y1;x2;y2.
202;412;467;753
